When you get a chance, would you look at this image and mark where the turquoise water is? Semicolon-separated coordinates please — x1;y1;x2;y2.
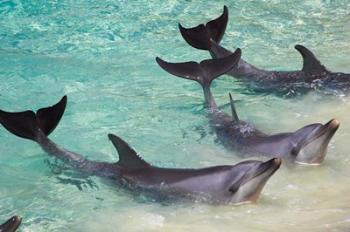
1;1;350;231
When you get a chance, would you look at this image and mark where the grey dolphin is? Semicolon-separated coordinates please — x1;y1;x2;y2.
178;6;350;96
0;216;21;232
156;51;339;164
0;97;281;204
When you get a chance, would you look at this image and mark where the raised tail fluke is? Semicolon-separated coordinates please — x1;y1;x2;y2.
179;6;228;50
156;48;241;88
179;23;211;50
0;96;67;141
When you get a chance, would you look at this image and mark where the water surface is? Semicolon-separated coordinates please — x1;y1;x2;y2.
0;1;350;231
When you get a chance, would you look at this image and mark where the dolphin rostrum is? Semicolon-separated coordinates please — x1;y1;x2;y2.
0;216;21;232
0;97;281;204
178;6;350;96
156;50;339;165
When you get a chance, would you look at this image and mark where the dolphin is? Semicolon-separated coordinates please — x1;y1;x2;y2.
178;6;350;96
0;216;21;232
156;50;339;165
0;96;281;204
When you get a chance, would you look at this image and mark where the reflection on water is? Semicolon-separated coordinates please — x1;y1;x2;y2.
0;0;350;231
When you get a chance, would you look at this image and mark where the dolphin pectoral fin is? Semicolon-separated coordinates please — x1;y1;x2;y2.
179;6;228;50
156;49;241;88
0;96;67;141
108;134;150;169
295;45;328;73
229;93;239;122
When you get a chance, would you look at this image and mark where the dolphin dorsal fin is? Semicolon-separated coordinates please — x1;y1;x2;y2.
294;45;328;73
108;134;150;169
229;93;239;122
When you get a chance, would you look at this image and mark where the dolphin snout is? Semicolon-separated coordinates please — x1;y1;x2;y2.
325;118;340;130
272;158;282;167
264;157;282;167
295;118;339;165
11;216;21;224
259;158;282;174
1;215;22;232
320;118;340;140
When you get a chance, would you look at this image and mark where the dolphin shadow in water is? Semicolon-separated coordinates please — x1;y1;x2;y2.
0;216;21;232
0;97;281;204
156;50;339;165
178;6;350;97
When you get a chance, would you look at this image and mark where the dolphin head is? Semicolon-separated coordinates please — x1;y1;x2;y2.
229;158;281;204
291;119;339;165
0;216;21;232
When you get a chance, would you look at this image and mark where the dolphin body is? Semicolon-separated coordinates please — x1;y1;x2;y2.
178;6;350;96
0;97;281;204
0;216;21;232
156;50;339;165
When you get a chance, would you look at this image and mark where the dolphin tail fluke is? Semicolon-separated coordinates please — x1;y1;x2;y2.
0;96;67;141
179;6;228;50
178;23;211;50
156;48;241;89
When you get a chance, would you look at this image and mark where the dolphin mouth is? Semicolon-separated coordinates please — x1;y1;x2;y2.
0;216;22;232
249;158;282;181
295;119;339;165
234;158;281;203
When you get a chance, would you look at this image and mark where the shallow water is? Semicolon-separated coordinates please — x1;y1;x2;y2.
0;0;350;231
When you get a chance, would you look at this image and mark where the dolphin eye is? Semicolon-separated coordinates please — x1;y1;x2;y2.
291;147;298;156
229;185;239;194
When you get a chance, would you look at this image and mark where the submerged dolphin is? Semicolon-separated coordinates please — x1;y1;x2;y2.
0;97;281;204
156;50;339;164
178;6;350;96
0;216;21;232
